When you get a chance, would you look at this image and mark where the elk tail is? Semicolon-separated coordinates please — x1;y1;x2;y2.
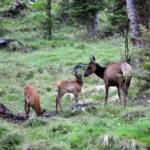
121;62;133;81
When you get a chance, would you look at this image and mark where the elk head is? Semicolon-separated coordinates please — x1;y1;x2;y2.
84;56;97;77
74;70;83;81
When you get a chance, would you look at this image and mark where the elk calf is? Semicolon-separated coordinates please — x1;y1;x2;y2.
24;84;45;117
56;73;83;113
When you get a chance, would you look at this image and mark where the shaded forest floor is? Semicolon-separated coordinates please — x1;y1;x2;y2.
0;4;150;150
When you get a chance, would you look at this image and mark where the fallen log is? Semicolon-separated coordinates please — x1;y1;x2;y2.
0;103;27;123
0;39;28;52
0;99;115;124
0;103;57;123
42;110;57;118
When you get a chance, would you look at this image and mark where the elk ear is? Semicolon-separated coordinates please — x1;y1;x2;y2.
90;56;96;63
73;70;78;77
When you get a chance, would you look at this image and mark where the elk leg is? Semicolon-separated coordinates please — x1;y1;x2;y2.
117;86;122;105
24;98;30;117
56;89;63;113
126;79;131;93
124;88;128;108
24;98;27;114
120;83;128;108
104;85;109;105
122;90;128;108
34;101;41;116
124;95;128;108
26;104;30;117
56;96;61;113
56;97;58;113
123;80;131;108
56;89;60;113
74;93;79;104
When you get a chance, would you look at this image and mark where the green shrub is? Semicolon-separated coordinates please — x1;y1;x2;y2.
51;124;72;134
0;126;7;138
24;117;48;128
0;133;23;150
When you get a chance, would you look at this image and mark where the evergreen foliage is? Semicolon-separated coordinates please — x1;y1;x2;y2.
107;0;128;33
70;0;105;37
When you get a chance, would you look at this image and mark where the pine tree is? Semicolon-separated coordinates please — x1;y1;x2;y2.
71;0;104;38
108;0;128;33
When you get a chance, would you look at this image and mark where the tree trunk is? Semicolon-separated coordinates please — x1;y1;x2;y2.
62;0;69;24
126;0;142;47
88;13;98;38
91;13;98;38
47;0;52;39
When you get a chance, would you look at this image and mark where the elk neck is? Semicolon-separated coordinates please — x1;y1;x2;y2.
76;78;83;86
94;63;105;79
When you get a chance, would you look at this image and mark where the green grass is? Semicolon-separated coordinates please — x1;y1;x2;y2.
114;114;150;145
0;4;149;149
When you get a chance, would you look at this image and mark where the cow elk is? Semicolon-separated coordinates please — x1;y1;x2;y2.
84;56;132;107
56;72;83;113
24;84;45;117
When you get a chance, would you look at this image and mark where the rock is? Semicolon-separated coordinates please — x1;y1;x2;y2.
21;143;32;150
0;39;12;48
1;1;27;18
98;135;147;149
130;139;137;150
99;134;116;148
102;134;109;146
28;0;37;5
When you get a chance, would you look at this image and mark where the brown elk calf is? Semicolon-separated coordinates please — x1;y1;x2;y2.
84;56;132;107
56;72;83;113
24;84;45;117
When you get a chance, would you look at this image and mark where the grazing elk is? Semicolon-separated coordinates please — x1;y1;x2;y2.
84;56;132;107
56;72;83;113
24;84;45;117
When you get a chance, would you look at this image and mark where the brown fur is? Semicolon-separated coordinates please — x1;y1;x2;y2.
84;57;132;107
24;84;45;117
56;73;83;113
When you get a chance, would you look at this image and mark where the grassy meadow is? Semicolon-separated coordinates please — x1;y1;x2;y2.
0;2;150;150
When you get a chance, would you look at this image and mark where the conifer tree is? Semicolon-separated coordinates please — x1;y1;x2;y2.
71;0;104;38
